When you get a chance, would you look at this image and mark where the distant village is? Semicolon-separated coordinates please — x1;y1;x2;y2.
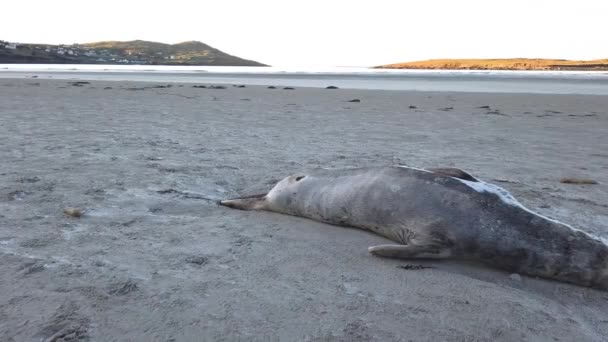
0;40;177;64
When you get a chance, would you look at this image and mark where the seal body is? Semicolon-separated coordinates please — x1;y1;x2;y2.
220;166;608;290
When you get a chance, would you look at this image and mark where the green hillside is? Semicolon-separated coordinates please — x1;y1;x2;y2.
0;39;267;66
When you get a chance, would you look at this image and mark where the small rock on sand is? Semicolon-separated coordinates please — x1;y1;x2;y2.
185;256;209;265
559;178;598;185
63;207;84;218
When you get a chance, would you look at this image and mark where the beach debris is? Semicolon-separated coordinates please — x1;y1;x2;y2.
409;105;417;109
397;264;435;270
537;110;562;117
492;178;518;184
63;207;84;218
68;81;90;86
326;86;339;89
18;176;41;183
31;75;38;78
185;256;209;265
283;87;295;90
234;84;246;88
559;178;598;185
108;280;139;295
7;190;26;201
568;113;597;117
347;99;361;103
151;84;172;88
161;93;199;99
103;86;112;90
477;105;491;109
439;106;453;111
192;85;207;88
509;273;522;281
209;85;227;89
156;188;217;202
267;86;277;89
486;110;505;115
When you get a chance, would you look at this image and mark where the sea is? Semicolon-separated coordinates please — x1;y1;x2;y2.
1;64;608;95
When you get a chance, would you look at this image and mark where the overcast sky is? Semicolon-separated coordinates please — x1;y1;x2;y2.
2;0;607;67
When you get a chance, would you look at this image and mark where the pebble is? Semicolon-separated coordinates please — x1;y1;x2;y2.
63;207;84;218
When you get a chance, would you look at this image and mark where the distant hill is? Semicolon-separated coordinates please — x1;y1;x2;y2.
375;58;608;71
0;39;267;66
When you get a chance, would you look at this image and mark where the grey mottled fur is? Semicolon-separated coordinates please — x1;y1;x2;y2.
220;166;608;290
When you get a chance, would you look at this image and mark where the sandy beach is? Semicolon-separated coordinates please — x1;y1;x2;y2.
1;78;608;341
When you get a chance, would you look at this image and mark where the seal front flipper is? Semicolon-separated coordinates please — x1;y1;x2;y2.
427;167;478;182
368;244;452;259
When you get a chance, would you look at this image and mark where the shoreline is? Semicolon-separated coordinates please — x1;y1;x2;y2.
2;69;608;95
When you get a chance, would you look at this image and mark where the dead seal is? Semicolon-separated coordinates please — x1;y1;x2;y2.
220;166;608;290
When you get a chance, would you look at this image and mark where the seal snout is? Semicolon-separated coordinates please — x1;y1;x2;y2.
219;193;268;211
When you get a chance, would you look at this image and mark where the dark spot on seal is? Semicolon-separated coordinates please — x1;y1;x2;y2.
295;176;305;182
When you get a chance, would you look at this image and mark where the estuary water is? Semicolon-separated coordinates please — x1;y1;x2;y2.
1;64;607;95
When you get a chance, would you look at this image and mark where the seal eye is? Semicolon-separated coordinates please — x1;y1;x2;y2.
295;176;305;182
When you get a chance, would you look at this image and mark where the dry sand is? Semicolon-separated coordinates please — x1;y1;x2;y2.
1;79;607;341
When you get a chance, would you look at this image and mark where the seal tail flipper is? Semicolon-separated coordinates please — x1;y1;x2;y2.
368;244;452;259
427;167;478;182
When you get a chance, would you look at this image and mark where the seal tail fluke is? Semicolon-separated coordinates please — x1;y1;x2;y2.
219;193;268;210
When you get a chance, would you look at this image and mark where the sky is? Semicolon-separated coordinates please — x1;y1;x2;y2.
1;0;607;67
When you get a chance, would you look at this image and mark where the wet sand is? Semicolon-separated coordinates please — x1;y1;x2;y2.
1;79;607;341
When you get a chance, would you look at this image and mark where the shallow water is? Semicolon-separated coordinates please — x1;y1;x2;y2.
2;64;608;94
